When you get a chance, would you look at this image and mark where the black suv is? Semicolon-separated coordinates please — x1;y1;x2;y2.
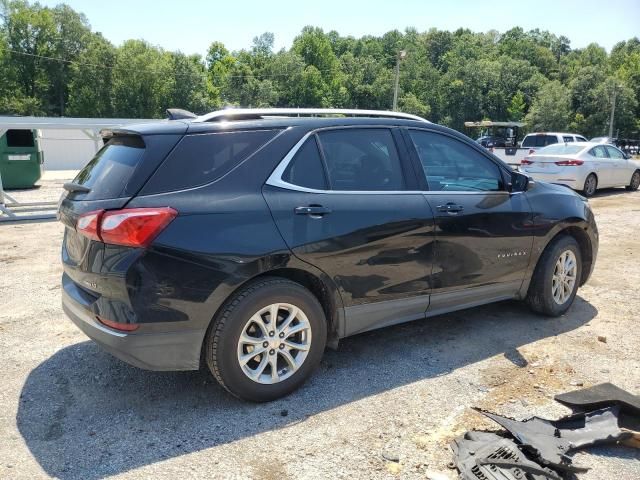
59;108;598;402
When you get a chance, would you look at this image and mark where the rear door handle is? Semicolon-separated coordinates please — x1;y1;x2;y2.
437;203;464;214
294;205;332;216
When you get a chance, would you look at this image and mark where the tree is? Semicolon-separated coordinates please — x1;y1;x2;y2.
507;91;526;121
525;81;571;131
111;40;174;118
67;33;115;117
48;4;91;115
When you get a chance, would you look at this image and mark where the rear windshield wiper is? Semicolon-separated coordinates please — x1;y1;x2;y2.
63;182;91;194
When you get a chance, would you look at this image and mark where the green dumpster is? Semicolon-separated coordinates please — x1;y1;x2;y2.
0;129;43;189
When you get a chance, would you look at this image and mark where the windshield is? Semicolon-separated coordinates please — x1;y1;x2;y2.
537;144;586;155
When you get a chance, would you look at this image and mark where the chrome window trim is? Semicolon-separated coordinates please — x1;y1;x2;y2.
265;126;513;196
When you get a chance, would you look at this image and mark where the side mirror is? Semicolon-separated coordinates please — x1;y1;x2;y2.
509;171;532;193
623;152;632;160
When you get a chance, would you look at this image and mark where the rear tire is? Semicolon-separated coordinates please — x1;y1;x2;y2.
626;170;640;191
205;277;327;402
582;173;597;197
526;235;582;317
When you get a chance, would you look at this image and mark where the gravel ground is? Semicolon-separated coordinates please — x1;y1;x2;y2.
1;178;639;479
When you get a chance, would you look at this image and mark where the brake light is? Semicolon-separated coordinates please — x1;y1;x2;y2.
97;315;139;332
555;159;584;166
76;207;177;247
521;158;533;165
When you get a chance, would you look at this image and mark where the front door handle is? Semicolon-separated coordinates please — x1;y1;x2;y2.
437;203;464;214
294;205;332;216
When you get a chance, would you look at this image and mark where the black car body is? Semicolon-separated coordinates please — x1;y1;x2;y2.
59;109;598;401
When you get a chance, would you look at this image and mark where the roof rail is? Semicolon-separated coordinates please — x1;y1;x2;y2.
194;108;429;123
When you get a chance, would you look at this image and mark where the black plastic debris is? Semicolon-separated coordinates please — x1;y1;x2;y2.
475;406;631;473
451;431;562;480
555;382;640;446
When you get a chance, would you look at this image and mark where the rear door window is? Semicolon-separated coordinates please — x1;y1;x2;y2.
316;128;405;191
590;146;609;158
522;135;559;148
144;129;280;193
72;136;146;200
282;137;328;190
563;136;574;143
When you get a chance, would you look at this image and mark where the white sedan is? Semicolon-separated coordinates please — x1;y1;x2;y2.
519;142;640;197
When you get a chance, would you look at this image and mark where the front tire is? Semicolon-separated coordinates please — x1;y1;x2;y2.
626;170;640;191
582;173;597;197
526;235;582;317
205;277;327;402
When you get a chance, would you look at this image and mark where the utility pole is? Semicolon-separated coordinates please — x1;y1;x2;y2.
608;84;618;138
392;50;407;111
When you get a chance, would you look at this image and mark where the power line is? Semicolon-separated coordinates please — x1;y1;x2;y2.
0;46;336;80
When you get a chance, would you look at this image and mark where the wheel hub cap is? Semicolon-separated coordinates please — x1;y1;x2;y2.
237;303;312;384
552;250;577;305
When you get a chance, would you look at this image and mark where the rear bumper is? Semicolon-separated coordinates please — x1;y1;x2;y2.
62;288;205;371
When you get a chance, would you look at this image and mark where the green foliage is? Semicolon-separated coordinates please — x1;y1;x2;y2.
525;81;572;131
507;91;526;121
0;1;638;138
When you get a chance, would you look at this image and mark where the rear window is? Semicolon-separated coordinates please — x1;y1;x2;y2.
143;129;279;193
5;129;35;148
522;135;558;148
72;136;145;200
537;144;585;155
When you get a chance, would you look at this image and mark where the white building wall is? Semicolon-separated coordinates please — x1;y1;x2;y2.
38;129;100;171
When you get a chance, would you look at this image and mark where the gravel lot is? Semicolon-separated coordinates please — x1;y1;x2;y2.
1;177;639;479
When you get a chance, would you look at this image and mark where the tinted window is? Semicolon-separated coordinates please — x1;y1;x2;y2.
590;146;609;158
409;130;504;192
576;136;587;142
563;136;574;143
522;135;559;147
282;137;327;190
605;146;624;159
316;129;404;191
72;136;145;200
146;129;279;193
6;129;35;147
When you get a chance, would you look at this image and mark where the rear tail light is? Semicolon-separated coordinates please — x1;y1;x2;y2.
77;207;177;247
76;210;103;242
97;315;139;332
555;159;584;166
521;158;533;165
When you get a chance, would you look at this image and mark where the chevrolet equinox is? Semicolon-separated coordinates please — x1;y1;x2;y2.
59;108;598;401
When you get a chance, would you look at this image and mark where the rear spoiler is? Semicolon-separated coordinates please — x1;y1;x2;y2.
166;108;197;120
99;128;144;143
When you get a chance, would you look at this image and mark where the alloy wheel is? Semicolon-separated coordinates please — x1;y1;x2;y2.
552;250;577;305
237;303;312;384
584;175;596;196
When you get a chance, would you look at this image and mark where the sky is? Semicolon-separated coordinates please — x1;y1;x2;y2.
39;0;639;56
